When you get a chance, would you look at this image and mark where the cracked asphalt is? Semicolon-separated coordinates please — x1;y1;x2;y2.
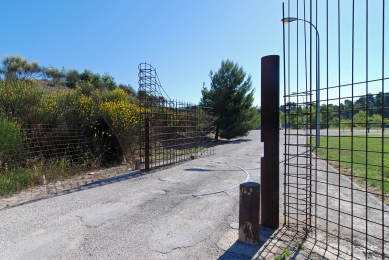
0;131;262;259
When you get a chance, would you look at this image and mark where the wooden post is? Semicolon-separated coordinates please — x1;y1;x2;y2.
238;182;260;245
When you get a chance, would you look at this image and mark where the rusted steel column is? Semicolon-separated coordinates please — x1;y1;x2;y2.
261;55;280;229
145;118;150;171
239;182;260;245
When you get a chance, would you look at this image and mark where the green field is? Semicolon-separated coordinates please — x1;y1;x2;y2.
313;135;389;200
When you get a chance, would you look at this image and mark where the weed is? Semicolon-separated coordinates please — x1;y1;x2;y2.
293;241;305;250
274;248;290;260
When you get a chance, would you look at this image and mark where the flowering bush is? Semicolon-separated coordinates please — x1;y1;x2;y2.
100;100;140;132
0;81;41;124
55;89;98;127
0;80;144;178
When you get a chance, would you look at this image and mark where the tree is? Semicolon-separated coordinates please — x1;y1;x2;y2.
200;59;259;140
43;66;65;86
101;73;117;90
320;104;335;129
65;69;80;89
80;69;94;82
353;110;367;128
0;55;42;80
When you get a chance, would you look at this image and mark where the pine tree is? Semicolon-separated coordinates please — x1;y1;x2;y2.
200;59;259;140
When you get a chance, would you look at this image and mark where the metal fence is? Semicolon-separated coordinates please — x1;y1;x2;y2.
138;63;215;171
283;1;388;259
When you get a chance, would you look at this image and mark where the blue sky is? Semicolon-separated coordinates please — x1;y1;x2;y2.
1;1;387;108
0;0;285;107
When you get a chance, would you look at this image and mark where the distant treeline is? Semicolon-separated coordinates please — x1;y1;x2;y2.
0;54;137;100
279;93;389;129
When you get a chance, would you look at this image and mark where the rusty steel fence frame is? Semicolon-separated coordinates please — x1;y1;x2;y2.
282;1;388;259
138;63;215;171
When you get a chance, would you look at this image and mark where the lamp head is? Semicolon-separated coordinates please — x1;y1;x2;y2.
281;17;298;24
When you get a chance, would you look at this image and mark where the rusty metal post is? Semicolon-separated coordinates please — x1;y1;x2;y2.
145;118;150;171
239;182;260;245
260;55;280;229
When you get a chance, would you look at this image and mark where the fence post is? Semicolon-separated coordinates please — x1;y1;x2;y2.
145;118;150;171
239;182;260;245
260;55;280;229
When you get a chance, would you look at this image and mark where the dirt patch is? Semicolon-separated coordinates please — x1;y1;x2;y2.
0;165;132;210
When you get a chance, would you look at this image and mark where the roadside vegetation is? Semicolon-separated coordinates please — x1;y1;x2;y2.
0;55;139;196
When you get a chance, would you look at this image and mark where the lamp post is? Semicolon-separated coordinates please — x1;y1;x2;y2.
282;17;320;147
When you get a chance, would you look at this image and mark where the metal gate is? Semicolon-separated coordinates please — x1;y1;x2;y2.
282;1;388;259
138;63;215;171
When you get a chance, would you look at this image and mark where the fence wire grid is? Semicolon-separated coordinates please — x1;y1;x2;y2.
138;63;215;171
283;1;388;259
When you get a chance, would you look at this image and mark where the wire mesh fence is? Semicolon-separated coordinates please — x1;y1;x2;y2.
138;63;215;171
0;79;138;199
283;1;388;259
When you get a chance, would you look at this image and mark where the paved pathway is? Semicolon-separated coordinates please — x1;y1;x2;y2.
2;129;386;259
0;131;262;259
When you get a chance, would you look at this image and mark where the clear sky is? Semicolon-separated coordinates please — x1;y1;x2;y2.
2;1;387;108
0;0;285;107
284;1;388;105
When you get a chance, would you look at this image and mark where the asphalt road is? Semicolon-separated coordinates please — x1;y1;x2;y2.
0;131;263;259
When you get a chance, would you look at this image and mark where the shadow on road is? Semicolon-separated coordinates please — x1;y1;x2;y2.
217;225;276;260
1;170;148;211
217;225;342;259
184;168;213;172
215;139;252;145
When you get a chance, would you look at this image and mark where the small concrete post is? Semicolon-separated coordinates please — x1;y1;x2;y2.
135;158;141;170
38;174;46;185
238;182;260;245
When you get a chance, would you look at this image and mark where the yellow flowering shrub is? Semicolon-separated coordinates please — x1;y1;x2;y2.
100;88;128;103
100;100;140;132
36;94;59;124
0;81;41;123
55;89;97;126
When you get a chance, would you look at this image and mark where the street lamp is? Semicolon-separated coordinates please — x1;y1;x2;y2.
282;17;320;147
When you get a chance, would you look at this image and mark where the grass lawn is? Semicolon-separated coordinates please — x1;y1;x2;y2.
313;134;389;200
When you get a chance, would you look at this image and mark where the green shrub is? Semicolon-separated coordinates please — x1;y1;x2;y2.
0;116;25;170
79;82;95;96
0;168;37;196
